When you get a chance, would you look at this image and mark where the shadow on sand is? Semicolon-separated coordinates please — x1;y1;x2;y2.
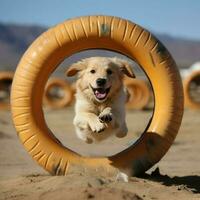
141;168;200;194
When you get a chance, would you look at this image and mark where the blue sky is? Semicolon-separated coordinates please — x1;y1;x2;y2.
1;0;200;40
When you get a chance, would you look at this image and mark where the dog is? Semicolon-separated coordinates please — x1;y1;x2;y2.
66;57;135;144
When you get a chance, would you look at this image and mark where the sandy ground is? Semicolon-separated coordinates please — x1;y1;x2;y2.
0;107;200;200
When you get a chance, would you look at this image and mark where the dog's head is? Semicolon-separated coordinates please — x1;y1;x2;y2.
66;57;135;103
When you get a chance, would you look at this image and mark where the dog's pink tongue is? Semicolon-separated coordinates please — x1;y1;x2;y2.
95;90;106;99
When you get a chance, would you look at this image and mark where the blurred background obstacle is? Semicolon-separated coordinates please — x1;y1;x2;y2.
44;78;73;109
0;71;13;109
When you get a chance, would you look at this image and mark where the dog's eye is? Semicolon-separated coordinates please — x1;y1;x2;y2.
107;69;112;75
90;69;96;74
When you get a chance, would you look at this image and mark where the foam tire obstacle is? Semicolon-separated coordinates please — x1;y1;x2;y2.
11;16;184;176
124;78;150;110
0;71;14;109
44;78;73;109
183;70;200;110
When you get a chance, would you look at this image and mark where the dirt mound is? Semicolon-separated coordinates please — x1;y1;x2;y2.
39;187;143;200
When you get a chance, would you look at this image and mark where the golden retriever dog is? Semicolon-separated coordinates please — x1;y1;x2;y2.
66;57;135;144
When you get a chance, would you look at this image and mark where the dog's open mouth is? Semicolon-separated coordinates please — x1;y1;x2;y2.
91;85;111;100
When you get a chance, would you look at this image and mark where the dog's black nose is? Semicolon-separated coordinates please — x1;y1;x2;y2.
96;78;106;86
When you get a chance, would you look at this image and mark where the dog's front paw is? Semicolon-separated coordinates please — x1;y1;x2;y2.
99;112;112;123
89;120;106;133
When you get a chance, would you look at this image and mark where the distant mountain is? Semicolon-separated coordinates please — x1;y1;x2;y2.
0;23;45;70
0;22;200;71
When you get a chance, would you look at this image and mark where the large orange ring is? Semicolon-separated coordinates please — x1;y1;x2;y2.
183;70;200;110
11;16;183;176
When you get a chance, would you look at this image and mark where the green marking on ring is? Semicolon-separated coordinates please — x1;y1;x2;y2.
100;24;110;36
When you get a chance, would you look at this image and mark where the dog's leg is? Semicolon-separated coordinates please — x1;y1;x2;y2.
99;107;128;138
115;122;128;138
73;116;92;143
75;127;92;144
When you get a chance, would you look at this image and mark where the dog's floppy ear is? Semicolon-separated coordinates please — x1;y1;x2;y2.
113;58;136;78
65;61;86;77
